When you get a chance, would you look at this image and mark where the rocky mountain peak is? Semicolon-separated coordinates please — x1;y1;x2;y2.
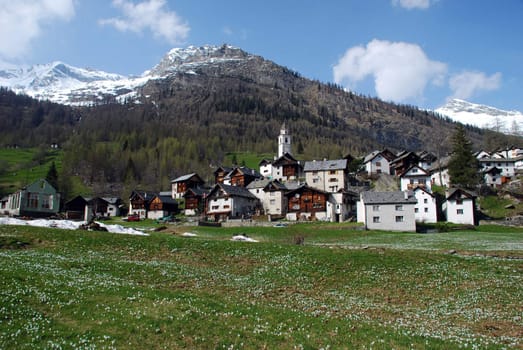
147;44;252;77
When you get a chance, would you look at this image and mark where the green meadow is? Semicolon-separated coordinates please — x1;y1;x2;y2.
0;222;521;349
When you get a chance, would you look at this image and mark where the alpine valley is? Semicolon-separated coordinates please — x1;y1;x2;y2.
0;44;521;196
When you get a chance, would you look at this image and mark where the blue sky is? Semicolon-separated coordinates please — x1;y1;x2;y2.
1;0;522;111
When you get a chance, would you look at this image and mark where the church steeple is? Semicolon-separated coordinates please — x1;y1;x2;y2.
278;122;291;157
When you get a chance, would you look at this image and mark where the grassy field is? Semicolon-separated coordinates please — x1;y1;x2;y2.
0;222;521;349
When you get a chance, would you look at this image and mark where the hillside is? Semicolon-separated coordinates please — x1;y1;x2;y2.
1;45;522;198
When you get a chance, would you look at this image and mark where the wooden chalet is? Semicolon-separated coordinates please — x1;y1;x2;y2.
418;151;437;170
171;173;205;199
285;185;329;221
214;166;233;184
391;151;420;176
148;194;178;220
129;190;156;219
183;187;208;216
271;152;302;181
64;195;89;220
224;166;262;187
64;196;123;220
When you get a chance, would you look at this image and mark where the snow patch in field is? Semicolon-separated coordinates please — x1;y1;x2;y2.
231;234;258;242
181;232;197;237
0;217;147;236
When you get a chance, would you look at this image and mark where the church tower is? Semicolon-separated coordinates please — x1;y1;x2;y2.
278;122;291;157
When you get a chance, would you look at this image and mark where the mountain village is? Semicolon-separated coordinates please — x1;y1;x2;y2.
2;122;522;232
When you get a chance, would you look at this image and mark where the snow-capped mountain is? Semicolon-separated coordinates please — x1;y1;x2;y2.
435;99;523;135
147;44;251;76
0;45;252;106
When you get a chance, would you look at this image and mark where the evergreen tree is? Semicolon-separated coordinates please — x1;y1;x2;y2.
448;124;481;189
46;161;59;190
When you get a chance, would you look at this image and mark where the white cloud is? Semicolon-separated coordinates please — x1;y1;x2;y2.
0;0;75;60
223;26;233;36
392;0;434;10
100;0;189;45
333;39;447;102
449;71;502;100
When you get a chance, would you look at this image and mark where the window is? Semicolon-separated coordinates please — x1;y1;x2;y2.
372;205;380;211
270;199;276;205
457;209;464;215
395;216;404;222
424;208;428;213
223;205;230;209
375;161;381;166
329;170;337;175
423;198;428;204
415;208;419;213
270;192;275;197
329;178;338;182
42;195;53;209
373;216;380;223
211;205;219;210
27;193;38;208
395;205;403;211
456;199;463;205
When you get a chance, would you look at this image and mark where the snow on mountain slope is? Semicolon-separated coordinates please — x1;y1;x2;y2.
0;45;251;106
435;99;523;135
0;61;150;106
147;44;251;76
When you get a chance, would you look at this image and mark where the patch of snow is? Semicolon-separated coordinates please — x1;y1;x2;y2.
181;232;197;237
231;234;258;242
0;217;147;236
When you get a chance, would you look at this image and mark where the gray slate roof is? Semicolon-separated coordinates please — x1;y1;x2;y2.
304;159;347;172
363;151;381;164
246;178;273;189
361;191;417;204
171;173;203;183
212;184;258;199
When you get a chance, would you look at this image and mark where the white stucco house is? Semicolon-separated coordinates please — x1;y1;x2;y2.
363;150;395;175
247;179;288;217
205;183;260;221
429;156;451;187
483;167;503;188
478;156;523;181
412;187;438;223
400;164;432;192
304;159;348;193
328;190;358;223
442;188;476;225
357;191;417;232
